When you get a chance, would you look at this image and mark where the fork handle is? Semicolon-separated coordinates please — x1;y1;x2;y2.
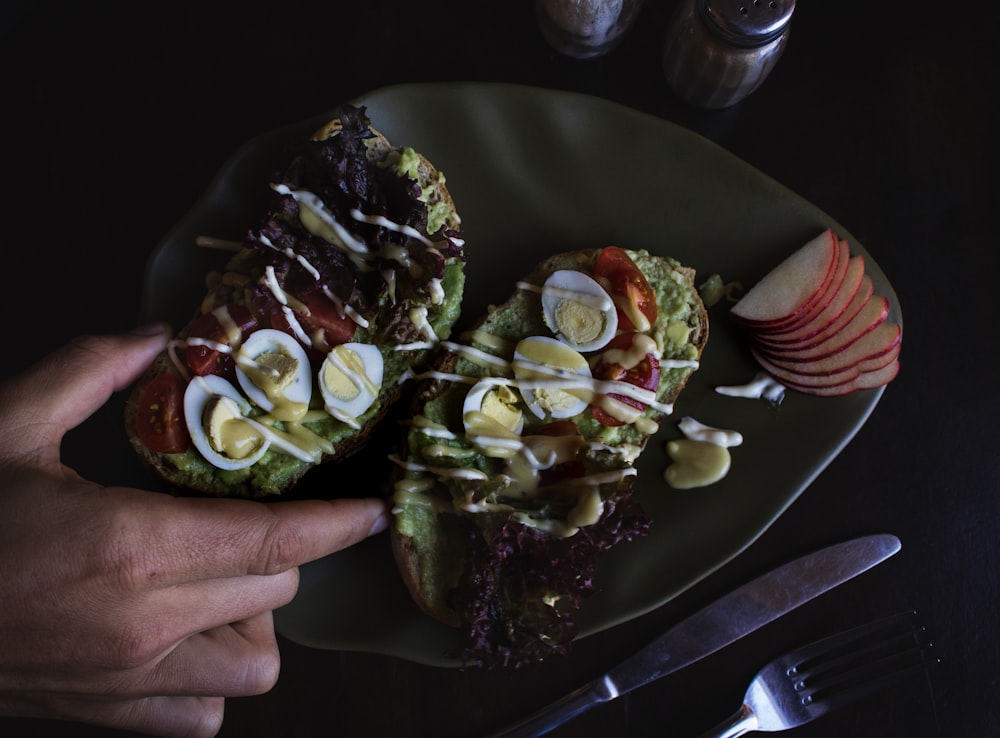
697;704;758;738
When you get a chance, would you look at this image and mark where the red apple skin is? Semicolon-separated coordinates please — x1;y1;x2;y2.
754;320;900;377
749;238;851;336
730;229;840;328
856;340;901;372
734;230;902;396
760;273;875;352
753;254;866;346
751;349;862;387
751;333;900;387
753;295;891;365
779;359;900;397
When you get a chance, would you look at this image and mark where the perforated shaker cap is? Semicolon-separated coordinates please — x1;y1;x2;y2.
701;0;796;46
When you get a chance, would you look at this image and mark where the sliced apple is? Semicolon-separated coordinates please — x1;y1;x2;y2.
752;254;865;347
749;236;851;336
779;359;900;397
754;295;891;365
730;229;839;327
763;273;875;352
732;230;902;396
855;340;901;372
751;328;900;384
750;349;862;388
852;359;900;389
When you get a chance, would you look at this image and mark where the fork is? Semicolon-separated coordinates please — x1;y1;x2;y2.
699;611;935;737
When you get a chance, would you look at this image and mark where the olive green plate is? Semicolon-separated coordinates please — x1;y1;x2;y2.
142;83;901;668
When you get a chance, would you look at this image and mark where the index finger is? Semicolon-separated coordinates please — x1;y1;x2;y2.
109;489;390;586
0;327;171;461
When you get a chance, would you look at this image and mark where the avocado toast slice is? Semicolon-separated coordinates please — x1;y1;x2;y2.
389;247;708;667
126;105;465;499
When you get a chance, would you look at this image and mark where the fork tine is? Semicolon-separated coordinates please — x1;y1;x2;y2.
783;611;937;715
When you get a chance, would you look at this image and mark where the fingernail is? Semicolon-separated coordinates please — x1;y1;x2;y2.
367;510;390;537
130;321;172;337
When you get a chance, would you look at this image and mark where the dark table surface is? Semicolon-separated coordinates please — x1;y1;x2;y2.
2;1;996;737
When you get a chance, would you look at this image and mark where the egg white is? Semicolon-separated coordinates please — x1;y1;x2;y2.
512;336;593;420
541;270;618;353
235;328;312;414
184;374;270;470
319;342;384;429
463;379;525;436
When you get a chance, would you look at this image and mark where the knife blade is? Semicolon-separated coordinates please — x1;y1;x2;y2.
486;533;901;738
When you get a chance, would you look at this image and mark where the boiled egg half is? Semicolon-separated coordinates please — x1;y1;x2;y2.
462;379;525;458
512;336;592;420
235;329;312;423
541;270;618;352
319;342;384;429
184;374;270;470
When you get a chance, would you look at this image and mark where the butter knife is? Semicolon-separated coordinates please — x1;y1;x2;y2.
487;533;901;738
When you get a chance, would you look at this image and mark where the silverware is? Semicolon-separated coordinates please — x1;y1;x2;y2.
698;610;935;737
486;533;902;738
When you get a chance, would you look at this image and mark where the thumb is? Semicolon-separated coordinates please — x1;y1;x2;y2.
0;324;172;461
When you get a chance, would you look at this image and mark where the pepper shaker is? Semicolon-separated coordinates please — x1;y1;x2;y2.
536;0;644;59
662;0;796;109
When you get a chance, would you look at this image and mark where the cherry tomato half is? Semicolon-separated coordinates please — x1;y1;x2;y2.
296;287;356;350
185;304;257;378
135;372;191;454
594;246;658;332
590;332;661;427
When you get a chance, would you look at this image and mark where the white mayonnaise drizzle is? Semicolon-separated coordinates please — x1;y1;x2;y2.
388;453;489;481
661;358;700;370
677;416;743;447
516;280;613;311
440;341;513;373
258;233;321;279
350;208;435;247
320;285;370;329
715;372;787;403
271;183;369;254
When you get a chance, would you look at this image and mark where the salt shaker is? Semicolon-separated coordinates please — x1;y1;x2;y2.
662;0;796;109
536;0;644;59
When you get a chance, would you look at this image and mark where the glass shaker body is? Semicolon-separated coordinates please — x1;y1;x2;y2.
662;0;795;109
537;0;644;59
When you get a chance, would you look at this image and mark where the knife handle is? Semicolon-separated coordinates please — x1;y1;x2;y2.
484;676;616;738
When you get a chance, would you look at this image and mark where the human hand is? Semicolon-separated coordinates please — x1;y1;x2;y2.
0;326;389;737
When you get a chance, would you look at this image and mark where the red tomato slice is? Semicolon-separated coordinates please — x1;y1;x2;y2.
135;373;191;454
590;332;661;427
297;288;356;351
594;246;658;332
185;304;257;378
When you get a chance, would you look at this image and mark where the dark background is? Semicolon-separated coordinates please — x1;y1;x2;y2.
2;1;996;737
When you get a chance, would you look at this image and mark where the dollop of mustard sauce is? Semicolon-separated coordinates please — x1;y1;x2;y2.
663;373;786;489
663;417;742;489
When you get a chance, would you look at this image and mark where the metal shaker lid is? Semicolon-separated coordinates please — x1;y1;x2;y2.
700;0;796;46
